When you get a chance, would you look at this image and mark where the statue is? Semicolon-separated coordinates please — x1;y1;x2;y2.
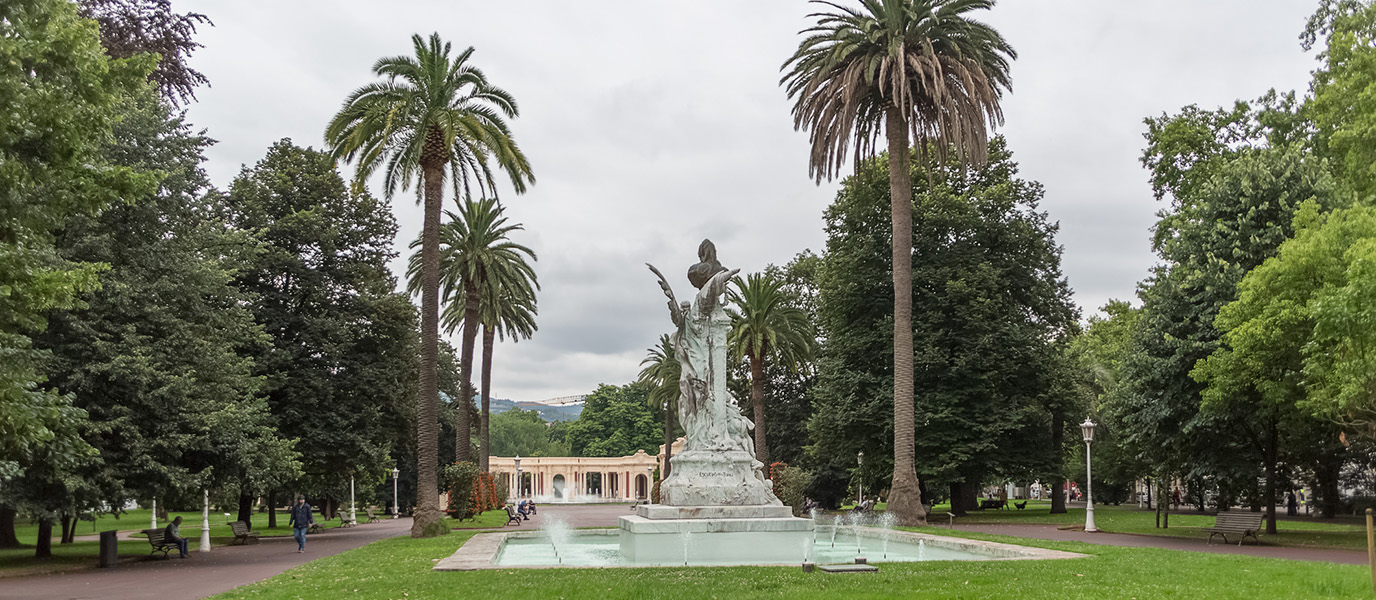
647;239;777;506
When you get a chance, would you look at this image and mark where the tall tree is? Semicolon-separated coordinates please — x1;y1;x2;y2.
227;139;412;526
727;272;815;466
1305;0;1376;201
477;281;538;472
405;198;538;472
781;0;1015;525
77;0;211;104
326;33;533;537
567;383;663;458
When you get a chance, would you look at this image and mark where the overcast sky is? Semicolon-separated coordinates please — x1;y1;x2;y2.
183;0;1321;402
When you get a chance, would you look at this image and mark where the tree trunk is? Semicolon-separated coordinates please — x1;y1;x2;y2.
884;105;925;527
948;482;967;516
961;476;979;512
35;518;52;560
749;354;769;466
267;491;277;529
480;324;494;472
60;514;75;544
1049;412;1067;514
412;154;447;538
237;492;254;528
1159;477;1171;529
1264;416;1278;535
456;278;480;465
0;506;19;548
1316;459;1340;518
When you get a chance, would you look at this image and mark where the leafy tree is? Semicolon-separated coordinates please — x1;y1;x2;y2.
77;0;211;104
406;198;537;472
326;33;533;538
0;0;153;492
810;137;1075;513
727;272;815;466
227;139;413;525
781;0;1015;525
566;383;663;458
1122;94;1334;531
489;408;562;457
1305;0;1376;201
36;85;297;549
1071;301;1146;507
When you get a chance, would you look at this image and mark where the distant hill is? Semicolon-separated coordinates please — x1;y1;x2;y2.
489;397;583;422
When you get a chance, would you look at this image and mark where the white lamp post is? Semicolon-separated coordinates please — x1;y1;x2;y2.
513;455;522;500
349;476;356;525
646;466;654;500
857;451;864;506
392;468;400;519
200;489;211;553
1081;418;1097;533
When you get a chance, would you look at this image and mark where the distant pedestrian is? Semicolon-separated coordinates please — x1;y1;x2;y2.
289;495;314;553
1286;491;1298;516
1172;488;1182;509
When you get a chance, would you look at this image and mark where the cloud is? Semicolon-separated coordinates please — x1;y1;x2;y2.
184;0;1321;399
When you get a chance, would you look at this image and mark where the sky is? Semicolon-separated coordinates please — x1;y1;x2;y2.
183;0;1322;403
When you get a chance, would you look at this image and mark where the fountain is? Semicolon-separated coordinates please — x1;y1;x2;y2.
620;241;813;564
433;241;1089;570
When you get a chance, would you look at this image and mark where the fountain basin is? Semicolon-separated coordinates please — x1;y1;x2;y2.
434;527;1086;570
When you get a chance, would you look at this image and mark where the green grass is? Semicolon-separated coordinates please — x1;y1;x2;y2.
443;509;515;530
0;539;172;576
206;525;1369;600
925;501;1367;550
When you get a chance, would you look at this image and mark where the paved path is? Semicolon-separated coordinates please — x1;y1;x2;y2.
947;522;1368;565
0;518;413;600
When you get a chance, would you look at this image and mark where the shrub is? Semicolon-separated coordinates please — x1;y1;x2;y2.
444;462;480;519
773;465;814;517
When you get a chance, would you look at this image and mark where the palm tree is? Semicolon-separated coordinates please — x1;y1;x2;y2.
406;199;538;472
726;273;814;467
476;278;538;473
638;334;680;480
326;33;534;537
781;0;1014;525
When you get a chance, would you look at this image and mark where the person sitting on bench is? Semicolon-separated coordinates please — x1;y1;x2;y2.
517;500;530;520
163;516;190;558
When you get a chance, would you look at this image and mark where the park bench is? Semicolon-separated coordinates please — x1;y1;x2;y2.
338;512;355;528
228;521;260;545
979;499;1007;510
142;528;176;559
366;507;380;523
504;505;523;526
1203;512;1264;546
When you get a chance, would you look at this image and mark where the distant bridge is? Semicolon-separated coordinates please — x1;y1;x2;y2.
525;394;587;407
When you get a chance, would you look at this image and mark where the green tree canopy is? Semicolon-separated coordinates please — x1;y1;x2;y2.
566;383;662;458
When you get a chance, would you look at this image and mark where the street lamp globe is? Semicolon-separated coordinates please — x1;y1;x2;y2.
1080;418;1096;443
1080;417;1098;533
857;451;864;466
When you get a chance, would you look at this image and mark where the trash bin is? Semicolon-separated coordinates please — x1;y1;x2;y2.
99;530;118;568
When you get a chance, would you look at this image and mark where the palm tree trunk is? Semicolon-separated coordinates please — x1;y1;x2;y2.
885;105;926;526
456;278;480;464
749;354;769;466
412;157;446;538
479;323;495;472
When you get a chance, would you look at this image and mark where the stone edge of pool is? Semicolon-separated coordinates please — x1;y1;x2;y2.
432;528;1086;571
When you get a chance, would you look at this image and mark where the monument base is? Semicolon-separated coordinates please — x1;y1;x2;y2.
618;505;813;565
660;449;778;506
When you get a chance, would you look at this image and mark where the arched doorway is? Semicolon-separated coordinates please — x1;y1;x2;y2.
635;474;648;500
552;474;566;499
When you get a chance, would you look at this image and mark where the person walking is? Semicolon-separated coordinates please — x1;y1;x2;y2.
289;495;314;553
1287;490;1298;516
163;516;190;558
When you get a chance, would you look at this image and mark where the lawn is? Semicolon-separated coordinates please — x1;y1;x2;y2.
444;509;516;530
924;501;1368;550
205;526;1368;600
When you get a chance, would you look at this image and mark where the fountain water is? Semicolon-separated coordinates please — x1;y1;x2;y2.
876;512;897;559
545;516;572;565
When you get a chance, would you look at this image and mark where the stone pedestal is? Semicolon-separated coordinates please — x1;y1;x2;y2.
618;504;813;565
660;449;777;506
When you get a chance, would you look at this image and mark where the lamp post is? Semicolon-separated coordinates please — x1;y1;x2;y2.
857;451;864;506
349;476;356;525
391;468;400;519
513;455;522;500
200;489;210;553
646;466;654;501
1081;418;1097;533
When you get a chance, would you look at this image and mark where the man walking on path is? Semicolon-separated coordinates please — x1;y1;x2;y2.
288;495;313;553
